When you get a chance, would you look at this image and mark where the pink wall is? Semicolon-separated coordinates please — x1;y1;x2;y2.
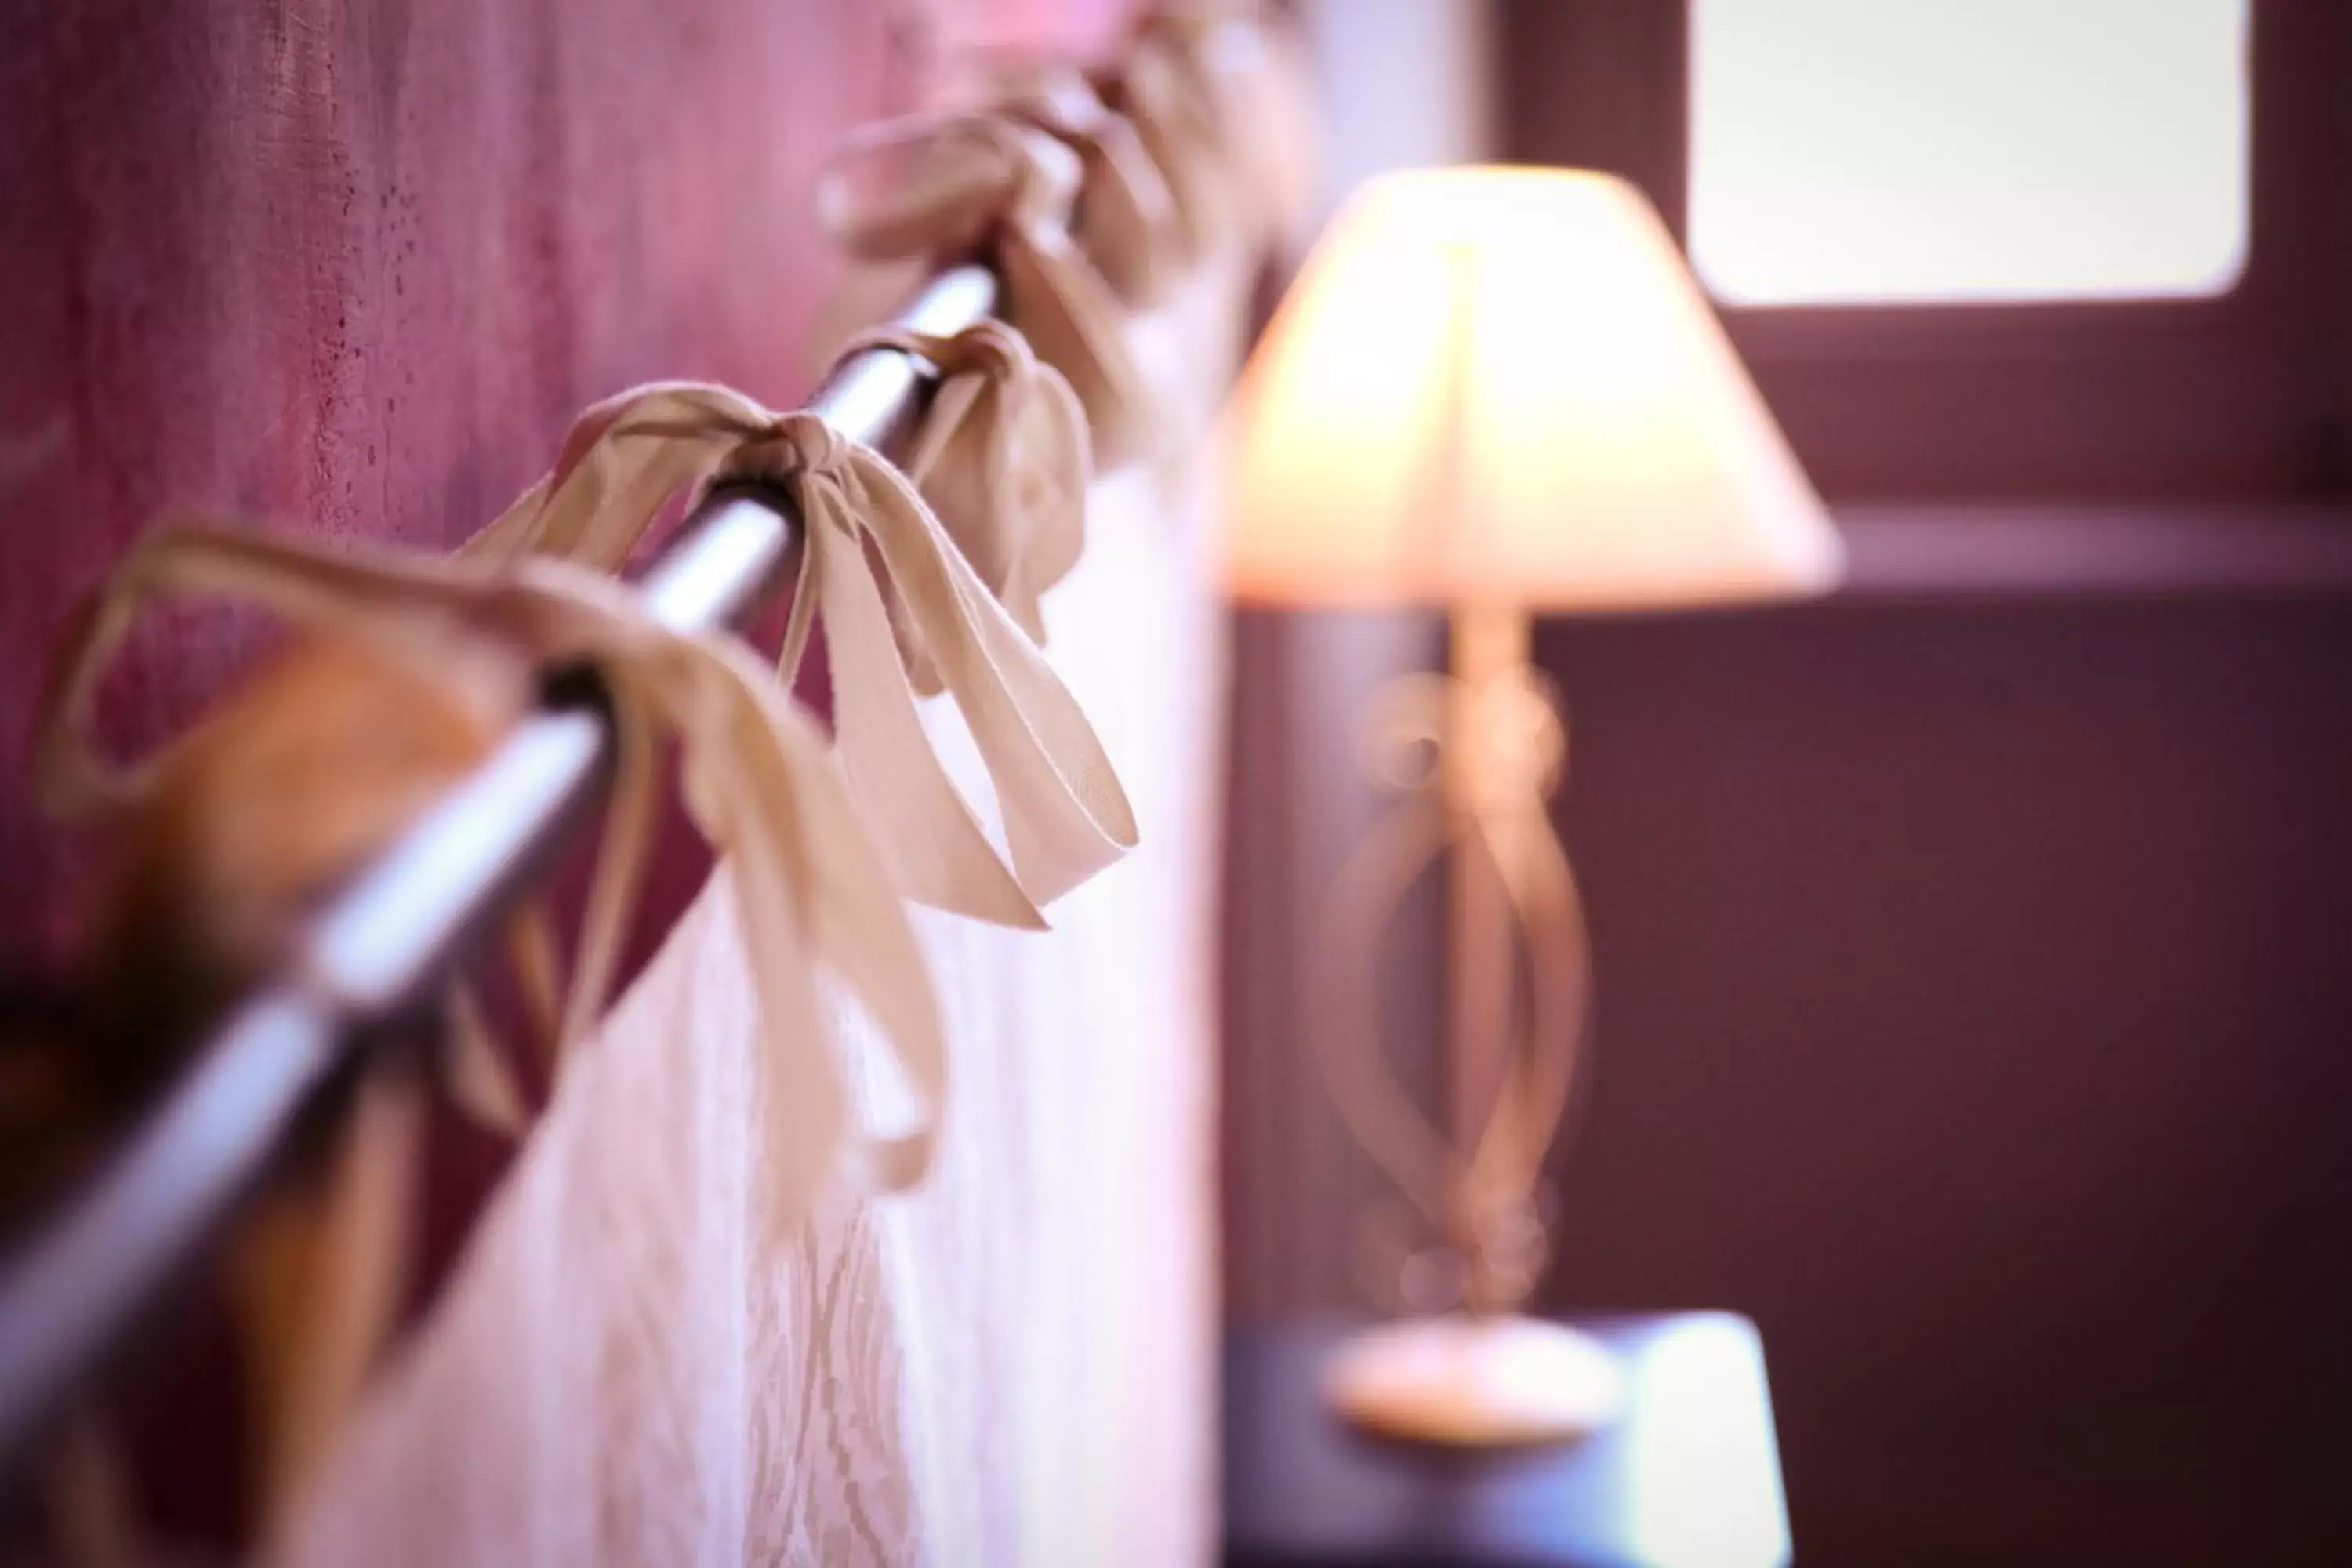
0;0;1124;1538
0;0;1128;964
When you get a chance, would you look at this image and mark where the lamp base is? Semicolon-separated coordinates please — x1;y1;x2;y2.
1319;1312;1626;1447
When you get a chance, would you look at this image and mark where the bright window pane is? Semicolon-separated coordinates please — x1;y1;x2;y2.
1689;0;2250;306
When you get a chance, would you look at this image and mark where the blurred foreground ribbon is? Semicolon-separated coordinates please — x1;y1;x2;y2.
1102;2;1319;262
467;376;1134;929
36;523;950;1529
39;523;948;1193
814;113;1157;468
1094;20;1229;265
977;64;1186;308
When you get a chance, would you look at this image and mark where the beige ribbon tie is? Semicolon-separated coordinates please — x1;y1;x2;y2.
473;379;1134;927
815;113;1158;470
845;319;1088;674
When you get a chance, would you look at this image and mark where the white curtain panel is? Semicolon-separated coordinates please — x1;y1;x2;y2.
274;261;1243;1568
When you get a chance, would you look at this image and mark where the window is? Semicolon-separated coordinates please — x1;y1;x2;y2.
1500;0;2347;499
1688;0;2251;307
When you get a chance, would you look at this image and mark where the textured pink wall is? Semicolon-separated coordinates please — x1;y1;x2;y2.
0;0;1127;962
0;0;1128;1540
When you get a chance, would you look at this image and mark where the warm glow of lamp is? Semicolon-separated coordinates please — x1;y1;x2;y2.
1225;165;1840;608
1222;167;1839;1449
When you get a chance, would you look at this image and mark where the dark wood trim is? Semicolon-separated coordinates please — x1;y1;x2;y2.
1832;502;2352;601
1497;0;2352;502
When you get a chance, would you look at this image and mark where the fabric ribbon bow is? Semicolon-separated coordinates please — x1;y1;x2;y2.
42;524;948;1198
466;377;1135;931
1093;21;1232;267
973;62;1186;310
814;112;1157;470
1102;3;1319;262
36;524;951;1527
847;319;1089;684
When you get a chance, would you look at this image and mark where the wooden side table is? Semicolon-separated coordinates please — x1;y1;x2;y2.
1223;1314;1791;1567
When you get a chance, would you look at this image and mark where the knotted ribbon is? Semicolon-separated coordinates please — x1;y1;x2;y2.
967;62;1186;310
1093;21;1232;267
37;524;951;1531
39;524;948;1196
847;319;1088;684
814;112;1157;470
34;610;522;1537
465;377;1134;931
1099;3;1319;263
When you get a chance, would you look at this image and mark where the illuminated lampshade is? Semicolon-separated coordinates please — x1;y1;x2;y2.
1224;165;1842;609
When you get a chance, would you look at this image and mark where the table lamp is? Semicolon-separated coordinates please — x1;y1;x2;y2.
1224;166;1842;1446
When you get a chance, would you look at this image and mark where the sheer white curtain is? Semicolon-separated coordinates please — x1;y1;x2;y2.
274;260;1244;1568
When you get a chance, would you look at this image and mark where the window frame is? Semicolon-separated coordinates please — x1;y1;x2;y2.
1497;0;2352;502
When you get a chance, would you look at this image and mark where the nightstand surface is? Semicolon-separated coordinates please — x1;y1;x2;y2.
1223;1314;1790;1568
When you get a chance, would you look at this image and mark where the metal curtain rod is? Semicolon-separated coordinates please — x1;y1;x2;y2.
0;262;1004;1468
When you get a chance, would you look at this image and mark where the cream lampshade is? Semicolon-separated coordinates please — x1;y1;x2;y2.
1222;167;1840;1448
1225;164;1840;609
